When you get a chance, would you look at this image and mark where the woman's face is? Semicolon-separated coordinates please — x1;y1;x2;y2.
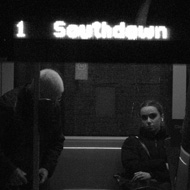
140;106;163;134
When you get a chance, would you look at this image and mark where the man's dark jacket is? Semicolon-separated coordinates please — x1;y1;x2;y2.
0;84;65;188
121;127;170;183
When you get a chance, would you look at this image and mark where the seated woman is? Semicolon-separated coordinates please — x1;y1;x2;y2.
121;100;171;190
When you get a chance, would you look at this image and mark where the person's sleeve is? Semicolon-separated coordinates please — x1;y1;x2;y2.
121;138;165;172
0;101;17;181
40;132;65;178
121;137;170;181
40;105;65;178
147;158;167;171
121;137;151;173
150;170;170;182
0;150;17;180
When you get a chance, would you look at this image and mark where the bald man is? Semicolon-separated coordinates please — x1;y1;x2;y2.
34;69;64;101
0;69;65;190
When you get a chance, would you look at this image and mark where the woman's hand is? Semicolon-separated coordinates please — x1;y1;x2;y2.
131;171;151;181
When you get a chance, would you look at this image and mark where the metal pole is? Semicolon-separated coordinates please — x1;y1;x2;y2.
0;62;2;96
33;63;40;190
175;66;190;190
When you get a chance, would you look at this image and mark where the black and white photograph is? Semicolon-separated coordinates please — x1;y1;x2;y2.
0;1;190;190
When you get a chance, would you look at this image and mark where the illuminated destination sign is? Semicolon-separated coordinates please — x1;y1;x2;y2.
15;20;169;40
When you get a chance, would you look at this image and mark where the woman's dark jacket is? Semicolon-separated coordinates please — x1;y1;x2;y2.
121;127;170;183
0;84;65;188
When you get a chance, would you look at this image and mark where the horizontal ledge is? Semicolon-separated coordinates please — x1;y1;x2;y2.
62;189;114;190
63;147;121;150
65;136;127;140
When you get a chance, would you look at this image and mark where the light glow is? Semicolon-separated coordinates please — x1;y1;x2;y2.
15;20;169;40
16;21;26;38
53;21;169;40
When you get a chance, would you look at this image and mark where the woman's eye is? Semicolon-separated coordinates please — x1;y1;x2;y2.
141;113;157;120
149;113;157;119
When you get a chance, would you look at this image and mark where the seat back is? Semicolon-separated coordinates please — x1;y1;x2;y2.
175;146;190;190
50;137;125;190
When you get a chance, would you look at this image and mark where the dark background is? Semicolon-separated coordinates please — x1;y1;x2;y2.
14;63;173;137
1;0;190;60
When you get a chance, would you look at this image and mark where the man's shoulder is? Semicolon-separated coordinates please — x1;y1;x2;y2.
0;87;22;108
122;135;141;146
124;135;140;141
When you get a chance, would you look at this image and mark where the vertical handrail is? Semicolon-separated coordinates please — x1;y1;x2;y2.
33;63;40;190
0;62;2;96
175;66;190;190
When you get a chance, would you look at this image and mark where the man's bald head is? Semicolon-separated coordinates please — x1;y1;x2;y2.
39;69;64;101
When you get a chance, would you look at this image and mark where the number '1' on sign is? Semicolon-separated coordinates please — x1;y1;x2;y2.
16;21;26;38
